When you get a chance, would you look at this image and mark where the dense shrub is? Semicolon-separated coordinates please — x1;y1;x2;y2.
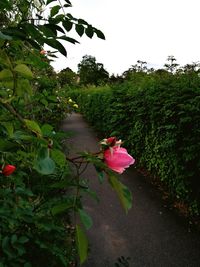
70;73;200;214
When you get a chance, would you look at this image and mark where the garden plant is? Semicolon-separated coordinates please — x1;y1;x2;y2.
0;1;134;266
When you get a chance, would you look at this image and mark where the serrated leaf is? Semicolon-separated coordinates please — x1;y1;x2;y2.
75;24;84;37
108;174;132;213
76;224;88;264
14;64;33;79
62;19;73;32
78;209;93;230
24;119;42;136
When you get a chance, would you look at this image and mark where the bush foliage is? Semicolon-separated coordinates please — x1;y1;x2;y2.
69;71;200;214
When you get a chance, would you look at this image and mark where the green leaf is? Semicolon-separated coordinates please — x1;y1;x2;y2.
14;64;33;79
0;31;12;40
58;35;79;44
0;69;13;80
45;38;67;57
24;119;42;136
95;29;105;40
76;224;88;264
62;19;73;31
50;5;61;17
41;124;53;136
75;24;84;37
78;209;93;230
51;149;66;167
78;19;88;25
18;236;29;244
108;174;132;213
85;26;94;38
51;202;73;215
1;122;14;137
34;156;56;175
46;0;56;5
16;79;33;96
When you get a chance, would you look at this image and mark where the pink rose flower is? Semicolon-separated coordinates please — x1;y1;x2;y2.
104;146;135;174
40;50;47;55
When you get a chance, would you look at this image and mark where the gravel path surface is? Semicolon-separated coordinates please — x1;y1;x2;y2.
62;113;200;267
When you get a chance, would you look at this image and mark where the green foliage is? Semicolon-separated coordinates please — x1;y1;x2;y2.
70;72;200;215
0;0;112;266
78;55;109;86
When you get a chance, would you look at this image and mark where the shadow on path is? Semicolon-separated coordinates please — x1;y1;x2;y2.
61;113;200;267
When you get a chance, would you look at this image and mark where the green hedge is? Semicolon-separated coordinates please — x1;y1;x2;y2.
69;73;200;215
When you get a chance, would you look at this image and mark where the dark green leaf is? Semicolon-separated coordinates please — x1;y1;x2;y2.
46;0;56;4
45;38;67;56
75;24;84;37
78;19;88;25
50;5;61;17
95;29;105;40
62;19;73;32
78;209;93;230
58;35;79;44
85;26;94;38
0;31;12;40
51;202;73;215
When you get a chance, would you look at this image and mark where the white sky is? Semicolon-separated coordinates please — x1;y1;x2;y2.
49;0;200;75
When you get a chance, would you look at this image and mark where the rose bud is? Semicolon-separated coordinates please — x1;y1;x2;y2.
106;137;117;147
104;146;135;174
2;165;16;176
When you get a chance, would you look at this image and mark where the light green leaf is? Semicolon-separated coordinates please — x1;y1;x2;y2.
51;149;66;167
51;202;73;215
34;156;56;175
0;69;13;80
108;174;132;213
16;79;33;96
78;209;93;230
14;64;33;79
24;119;42;136
76;224;88;264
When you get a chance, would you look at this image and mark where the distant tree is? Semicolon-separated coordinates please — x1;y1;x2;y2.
57;67;78;87
78;55;109;86
164;55;179;73
109;74;123;84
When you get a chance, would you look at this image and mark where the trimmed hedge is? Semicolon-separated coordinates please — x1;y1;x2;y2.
69;73;200;214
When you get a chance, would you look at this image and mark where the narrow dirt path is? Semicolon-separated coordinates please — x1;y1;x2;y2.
62;113;200;267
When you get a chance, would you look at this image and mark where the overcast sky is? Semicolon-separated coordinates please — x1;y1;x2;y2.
49;0;200;75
